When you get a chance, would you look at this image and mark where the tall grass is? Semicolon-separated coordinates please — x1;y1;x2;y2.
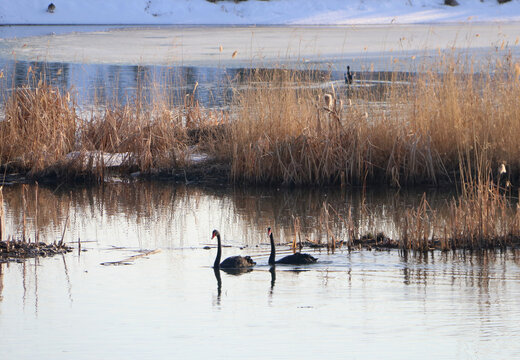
0;82;76;176
0;71;222;180
225;56;520;186
1;54;520;187
395;175;520;251
80;99;186;172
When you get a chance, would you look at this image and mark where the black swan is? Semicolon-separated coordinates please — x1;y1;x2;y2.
212;229;256;269
268;227;317;265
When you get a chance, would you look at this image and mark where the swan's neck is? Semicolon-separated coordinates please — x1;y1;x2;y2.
214;233;222;268
269;233;276;265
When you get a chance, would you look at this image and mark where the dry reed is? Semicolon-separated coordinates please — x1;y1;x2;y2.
1;53;520;188
225;55;520;187
0;73;224;180
0;82;76;176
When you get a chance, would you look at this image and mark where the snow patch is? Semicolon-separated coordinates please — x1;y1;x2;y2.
65;151;132;168
1;0;520;25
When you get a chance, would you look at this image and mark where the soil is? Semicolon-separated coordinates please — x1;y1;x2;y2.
0;240;73;263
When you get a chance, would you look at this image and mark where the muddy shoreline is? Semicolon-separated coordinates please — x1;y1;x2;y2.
0;240;73;263
0;159;233;186
299;234;520;252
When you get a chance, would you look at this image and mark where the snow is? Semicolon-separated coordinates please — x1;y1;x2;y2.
1;0;520;26
1;1;520;69
64;149;212;170
66;151;132;168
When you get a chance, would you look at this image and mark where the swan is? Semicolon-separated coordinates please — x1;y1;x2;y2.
212;229;256;269
268;227;317;265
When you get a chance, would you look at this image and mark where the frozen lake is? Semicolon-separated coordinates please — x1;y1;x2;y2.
2;24;520;69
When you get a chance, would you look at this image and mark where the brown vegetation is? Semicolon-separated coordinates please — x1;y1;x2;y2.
226;56;520;187
1;54;520;188
0;73;226;181
1;82;76;176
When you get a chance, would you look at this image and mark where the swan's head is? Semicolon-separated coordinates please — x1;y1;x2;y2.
211;229;219;239
267;227;272;236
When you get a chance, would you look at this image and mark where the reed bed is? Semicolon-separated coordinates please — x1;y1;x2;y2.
226;56;520;187
0;72;225;180
1;53;520;188
427;175;520;251
0;82;76;176
394;180;520;251
281;167;520;251
282;181;520;252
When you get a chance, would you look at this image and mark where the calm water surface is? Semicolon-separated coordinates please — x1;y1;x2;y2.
0;183;519;359
0;57;404;108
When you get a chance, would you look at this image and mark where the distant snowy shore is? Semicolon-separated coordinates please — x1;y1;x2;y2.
1;0;520;25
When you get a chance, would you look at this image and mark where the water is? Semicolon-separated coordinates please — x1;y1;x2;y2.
0;26;440;109
0;58;238;107
0;183;519;359
0;58;408;108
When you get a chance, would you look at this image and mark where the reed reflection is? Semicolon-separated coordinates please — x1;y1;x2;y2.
61;255;73;305
2;182;519;278
399;250;520;294
0;182;480;251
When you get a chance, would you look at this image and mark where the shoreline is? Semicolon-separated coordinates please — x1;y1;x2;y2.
2;23;520;69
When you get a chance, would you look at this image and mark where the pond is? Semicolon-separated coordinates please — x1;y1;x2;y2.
0;182;519;359
0;57;409;108
1;24;520;359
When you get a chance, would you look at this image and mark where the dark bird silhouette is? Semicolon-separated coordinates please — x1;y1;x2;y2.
47;3;56;13
212;229;256;269
345;65;353;85
269;265;276;297
220;267;254;275
268;227;317;265
213;267;222;298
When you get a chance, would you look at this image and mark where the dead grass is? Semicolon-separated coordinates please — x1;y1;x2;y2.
1;54;520;188
225;55;520;187
0;73;225;180
0;82;76;176
80;101;186;172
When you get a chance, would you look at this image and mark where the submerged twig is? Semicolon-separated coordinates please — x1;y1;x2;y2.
100;249;161;266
